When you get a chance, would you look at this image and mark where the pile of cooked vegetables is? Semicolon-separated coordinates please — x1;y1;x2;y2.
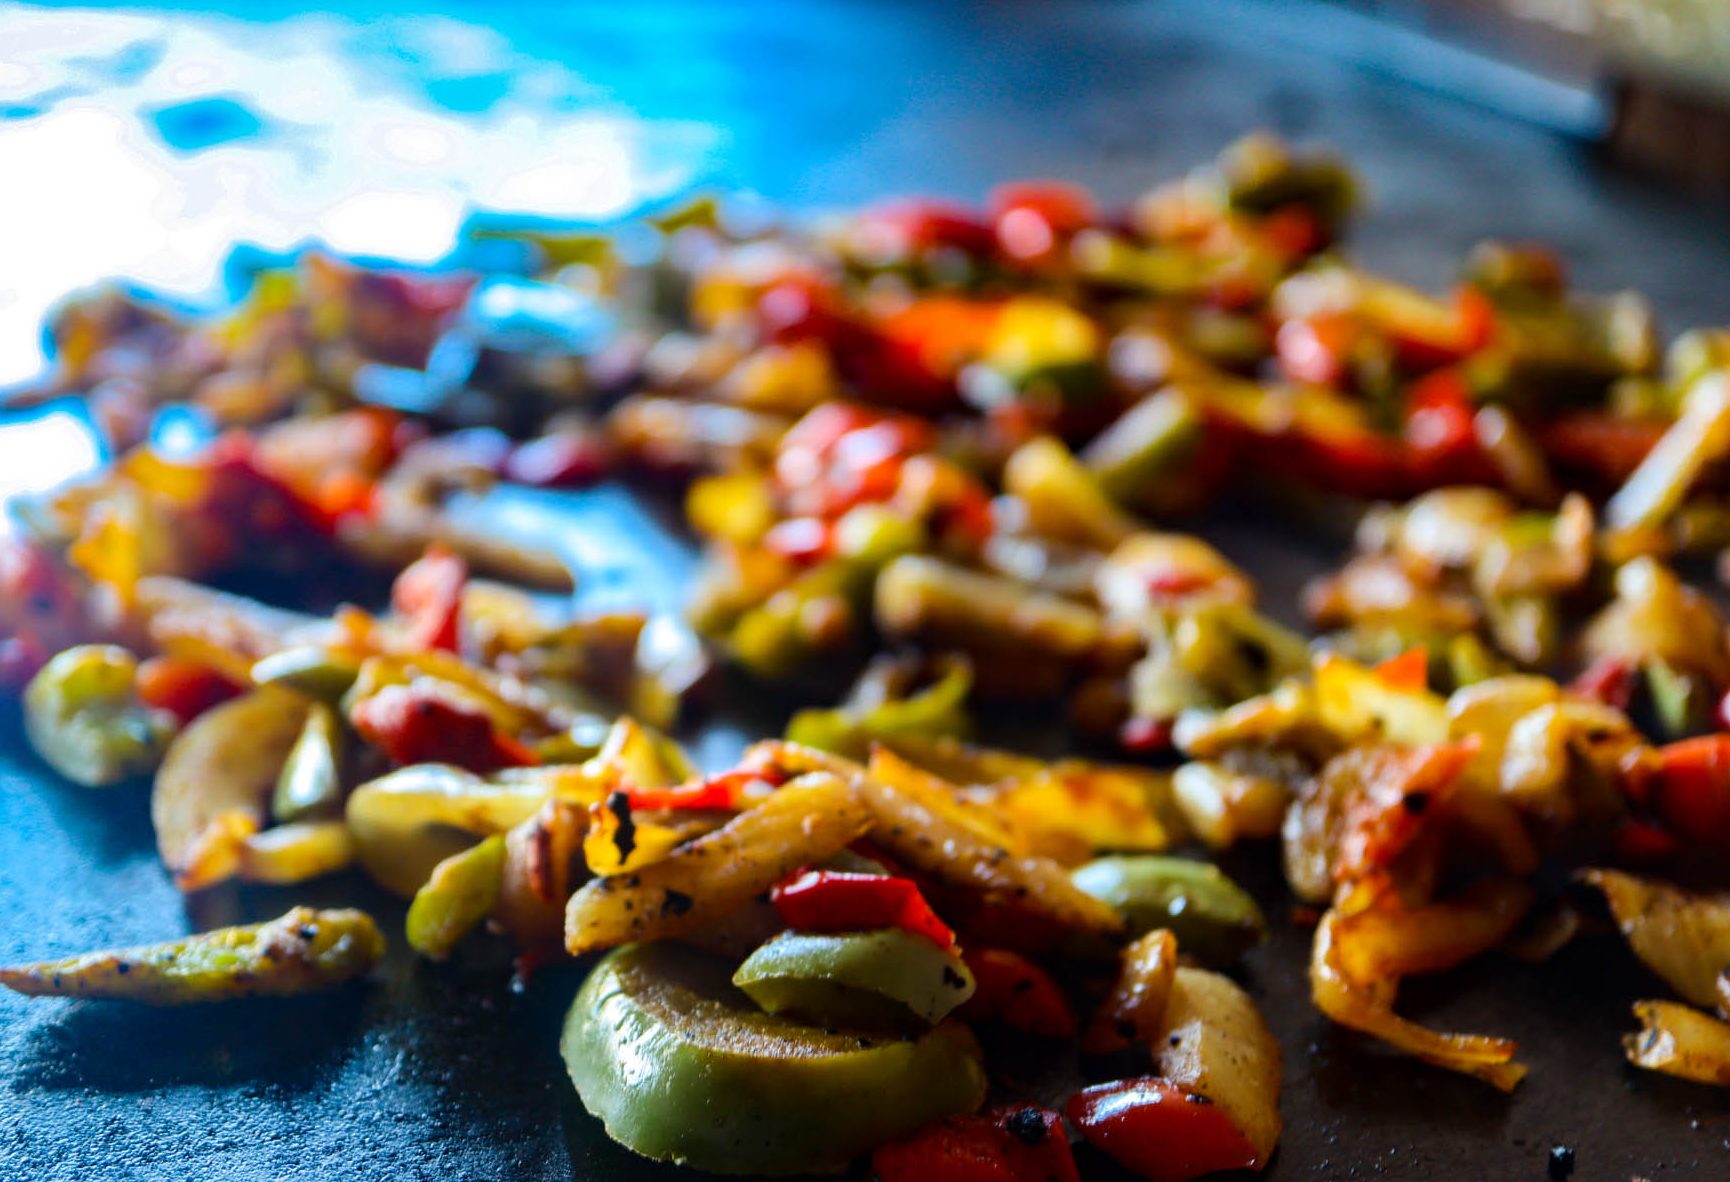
7;132;1730;1178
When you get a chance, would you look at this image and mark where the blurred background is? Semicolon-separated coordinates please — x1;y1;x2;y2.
3;0;1730;492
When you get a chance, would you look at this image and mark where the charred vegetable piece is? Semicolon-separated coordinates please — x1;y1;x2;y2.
959;948;1077;1038
733;929;975;1029
564;774;871;955
152;688;311;891
1624;1000;1730;1087
1582;869;1730;1009
1071;856;1264;965
23;645;177;787
272;702;345;822
1083;928;1179;1054
1329;880;1533;985
350;683;538;774
560;943;987;1175
1066;1077;1263;1182
1310;908;1526;1091
346;763;551;897
872;1106;1079;1182
406;834;506;960
1154;966;1284;1165
0;907;382;1004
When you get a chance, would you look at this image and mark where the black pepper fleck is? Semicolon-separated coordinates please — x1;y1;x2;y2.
661;889;694;918
1548;1146;1575;1180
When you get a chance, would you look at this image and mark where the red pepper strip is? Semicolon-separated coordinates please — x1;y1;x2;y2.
1403;368;1493;487
873;1106;1079;1182
1538;413;1666;486
1145;570;1218;600
860;198;996;257
761;517;834;565
1569;656;1635;711
135;656;242;726
351;684;538;774
196;434;348;545
625;770;775;813
306;470;378;525
958;948;1076;1038
1260;204;1326;260
1118;717;1174;755
1274;312;1356;389
1066;1077;1262;1182
1614;818;1686;863
1291;428;1411;501
991;181;1097;263
756;276;868;352
1649;734;1730;848
1372;646;1429;693
1454;284;1500;353
1334;739;1478;887
770;869;956;949
391;545;467;653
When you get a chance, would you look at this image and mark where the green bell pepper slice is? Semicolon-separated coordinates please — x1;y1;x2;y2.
22;645;177;787
272;702;346;822
562;943;986;1176
733;929;975;1030
1072;855;1265;965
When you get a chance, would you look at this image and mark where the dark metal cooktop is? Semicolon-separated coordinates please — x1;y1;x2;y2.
5;2;1730;1178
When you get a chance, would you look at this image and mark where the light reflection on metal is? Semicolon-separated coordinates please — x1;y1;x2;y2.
0;5;721;386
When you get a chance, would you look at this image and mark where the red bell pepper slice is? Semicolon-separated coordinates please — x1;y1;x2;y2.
624;770;775;813
958;947;1076;1038
761;517;835;565
1649;734;1730;848
135;656;242;726
1066;1077;1262;1182
1372;647;1429;693
1119;717;1174;755
1539;413;1666;485
351;683;538;773
859;199;996;258
1274;312;1356;389
1614;817;1686;863
391;545;467;653
873;1106;1080;1182
1403;368;1481;475
1260;204;1326;260
769;869;956;949
1568;656;1635;711
990;181;1097;263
